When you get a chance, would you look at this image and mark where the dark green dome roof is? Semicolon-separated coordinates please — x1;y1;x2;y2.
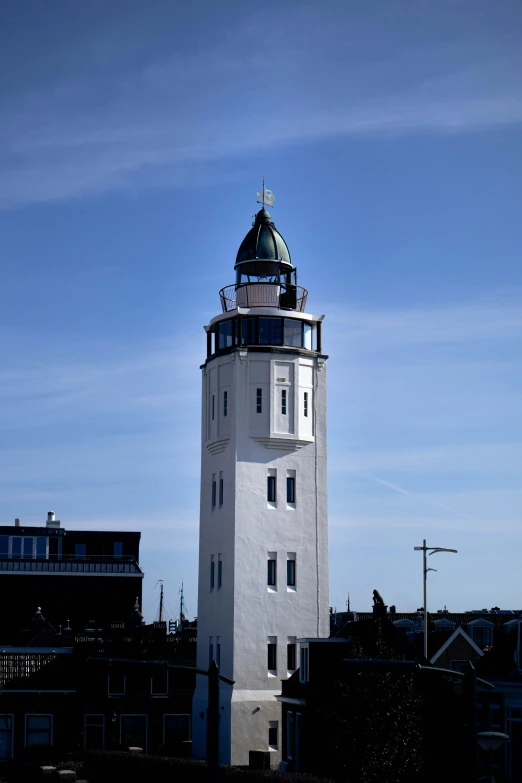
235;209;291;267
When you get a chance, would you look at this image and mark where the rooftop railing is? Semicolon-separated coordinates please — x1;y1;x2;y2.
220;283;308;313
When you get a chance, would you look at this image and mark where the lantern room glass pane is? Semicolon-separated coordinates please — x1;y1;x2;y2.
36;537;47;558
218;320;234;350
23;537;34;558
0;536;8;557
258;318;281;345
241;318;256;345
284;319;303;347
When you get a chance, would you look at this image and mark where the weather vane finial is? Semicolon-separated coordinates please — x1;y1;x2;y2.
256;176;275;209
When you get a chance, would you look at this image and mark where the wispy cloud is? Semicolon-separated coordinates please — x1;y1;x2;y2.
1;4;521;206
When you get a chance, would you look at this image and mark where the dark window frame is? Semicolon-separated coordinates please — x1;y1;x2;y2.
287;559;296;587
286;476;295;504
267;559;277;586
256;388;262;414
304;391;308;418
287;643;297;671
268;641;277;672
223;390;228;417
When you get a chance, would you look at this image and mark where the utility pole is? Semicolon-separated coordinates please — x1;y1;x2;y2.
414;540;458;659
179;581;184;628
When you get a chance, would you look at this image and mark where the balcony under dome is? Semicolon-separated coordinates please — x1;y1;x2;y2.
220;282;308;313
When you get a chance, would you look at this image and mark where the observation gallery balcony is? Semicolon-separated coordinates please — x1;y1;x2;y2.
220;283;308;313
0;555;143;575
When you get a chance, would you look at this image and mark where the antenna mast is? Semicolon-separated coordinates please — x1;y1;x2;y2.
155;580;164;622
179;581;184;628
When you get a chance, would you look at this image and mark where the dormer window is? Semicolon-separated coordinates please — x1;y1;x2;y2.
467;620;494;648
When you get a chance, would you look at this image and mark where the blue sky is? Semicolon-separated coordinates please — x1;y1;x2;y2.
1;0;521;621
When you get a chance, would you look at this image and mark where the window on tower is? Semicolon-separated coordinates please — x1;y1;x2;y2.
287;638;297;672
287;555;296;588
281;389;287;415
212;475;217;509
268;637;277;674
267;556;277;587
218;554;222;589
242;317;256;345
267;475;276;504
268;721;279;750
223;390;228;417
212;394;215;421
304;392;309;418
286;476;296;505
219;472;224;507
210;556;215;590
217;320;234;350
256;388;262;414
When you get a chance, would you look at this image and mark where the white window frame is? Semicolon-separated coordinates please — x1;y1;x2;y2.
162;713;191;746
108;673;126;696
119;713;148;752
25;714;53;748
84;714;105;750
0;714;14;761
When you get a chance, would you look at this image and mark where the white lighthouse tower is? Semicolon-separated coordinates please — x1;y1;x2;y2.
192;199;329;765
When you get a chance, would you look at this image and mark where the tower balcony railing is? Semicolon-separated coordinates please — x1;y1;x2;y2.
219;283;308;313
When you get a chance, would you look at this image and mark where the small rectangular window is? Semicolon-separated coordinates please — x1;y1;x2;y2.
212;394;215;420
268;637;277;673
113;542;123;558
84;715;105;750
25;715;52;748
256;388;262;414
286;477;295;504
108;673;126;696
0;536;8;557
210;556;215;590
281;389;287;415
269;721;279;750
287;641;297;671
223;390;228;417
212;475;217;509
218;320;234;350
218;554;222;589
267;558;277;586
267;475;276;503
219;473;224;507
287;557;296;587
304;392;308;418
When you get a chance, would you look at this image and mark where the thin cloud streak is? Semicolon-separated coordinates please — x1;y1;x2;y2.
365;475;474;521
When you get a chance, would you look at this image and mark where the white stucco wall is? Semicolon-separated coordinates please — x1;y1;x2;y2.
193;309;328;766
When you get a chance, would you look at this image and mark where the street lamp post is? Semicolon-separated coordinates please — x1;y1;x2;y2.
414;539;458;659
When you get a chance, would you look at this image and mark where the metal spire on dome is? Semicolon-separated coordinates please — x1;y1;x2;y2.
256;176;274;209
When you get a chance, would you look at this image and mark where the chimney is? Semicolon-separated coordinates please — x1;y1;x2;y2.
46;511;60;529
14;518;20;527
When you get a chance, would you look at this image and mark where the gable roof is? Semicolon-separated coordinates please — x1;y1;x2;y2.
430;626;484;664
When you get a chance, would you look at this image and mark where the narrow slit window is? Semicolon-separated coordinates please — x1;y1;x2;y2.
287;558;296;587
212;394;215;421
268;638;277;672
256;388;262;414
218;555;222;588
210;556;215;590
281;389;287;415
267;558;277;586
212;475;217;509
287;477;295;504
219;472;224;507
304;392;308;418
287;642;297;671
267;476;276;503
223;391;228;417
